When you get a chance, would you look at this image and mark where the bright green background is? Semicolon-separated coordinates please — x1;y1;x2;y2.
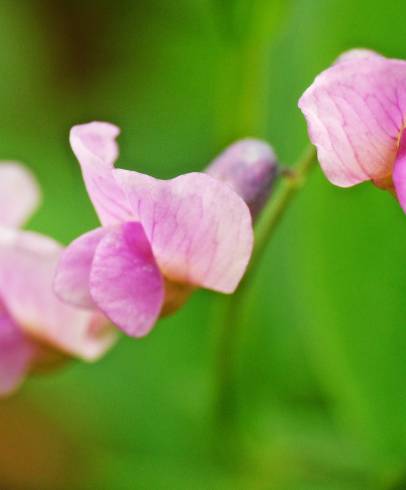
0;1;406;489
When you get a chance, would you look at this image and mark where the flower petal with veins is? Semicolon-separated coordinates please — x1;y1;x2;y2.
299;52;406;188
54;227;108;308
89;221;164;337
114;170;253;293
70;122;133;226
0;163;40;228
0;227;116;360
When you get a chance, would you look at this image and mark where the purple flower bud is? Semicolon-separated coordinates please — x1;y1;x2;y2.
206;139;278;219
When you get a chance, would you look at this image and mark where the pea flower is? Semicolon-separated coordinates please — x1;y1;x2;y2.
0;163;116;396
55;122;257;338
298;48;406;211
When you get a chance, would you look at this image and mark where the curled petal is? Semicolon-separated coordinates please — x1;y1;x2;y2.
0;228;116;361
0;163;40;228
54;227;108;308
70;122;133;225
0;301;35;396
298;52;406;187
114;170;253;293
89;222;164;337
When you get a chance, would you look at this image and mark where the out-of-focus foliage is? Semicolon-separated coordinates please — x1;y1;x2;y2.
0;0;406;488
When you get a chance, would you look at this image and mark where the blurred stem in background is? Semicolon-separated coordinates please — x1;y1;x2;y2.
212;0;290;141
210;0;298;462
213;145;317;460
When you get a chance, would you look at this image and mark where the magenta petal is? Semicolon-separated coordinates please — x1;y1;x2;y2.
114;170;253;293
89;222;164;337
54;227;108;308
70;122;133;226
0;300;34;396
392;129;406;212
0;228;116;360
299;52;406;187
0;163;40;228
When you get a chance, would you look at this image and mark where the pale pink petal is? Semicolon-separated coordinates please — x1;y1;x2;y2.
89;222;164;337
335;48;385;64
206;139;277;218
114;170;253;293
54;227;108;308
392;129;406;212
0;163;40;228
0;228;116;360
298;53;406;187
0;300;35;396
70;122;133;225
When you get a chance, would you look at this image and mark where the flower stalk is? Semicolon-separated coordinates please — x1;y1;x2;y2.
213;144;317;452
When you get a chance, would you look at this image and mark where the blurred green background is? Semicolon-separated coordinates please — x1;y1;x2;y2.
1;1;406;489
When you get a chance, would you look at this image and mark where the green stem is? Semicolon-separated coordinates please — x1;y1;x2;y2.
249;144;317;280
213;144;317;449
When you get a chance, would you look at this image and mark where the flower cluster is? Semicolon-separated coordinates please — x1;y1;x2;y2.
2;46;406;397
0;124;277;395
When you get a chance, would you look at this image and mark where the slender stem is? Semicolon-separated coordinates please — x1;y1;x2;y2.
249;144;317;281
213;144;317;448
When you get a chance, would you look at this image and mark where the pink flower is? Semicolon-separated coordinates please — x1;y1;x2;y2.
55;122;255;338
0;163;116;396
298;48;406;211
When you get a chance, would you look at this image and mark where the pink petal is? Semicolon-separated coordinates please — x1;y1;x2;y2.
298;52;406;187
335;48;385;64
392;129;406;212
0;163;40;228
70;122;133;226
54;227;108;308
89;222;164;337
0;300;35;396
114;170;253;293
0;228;116;360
